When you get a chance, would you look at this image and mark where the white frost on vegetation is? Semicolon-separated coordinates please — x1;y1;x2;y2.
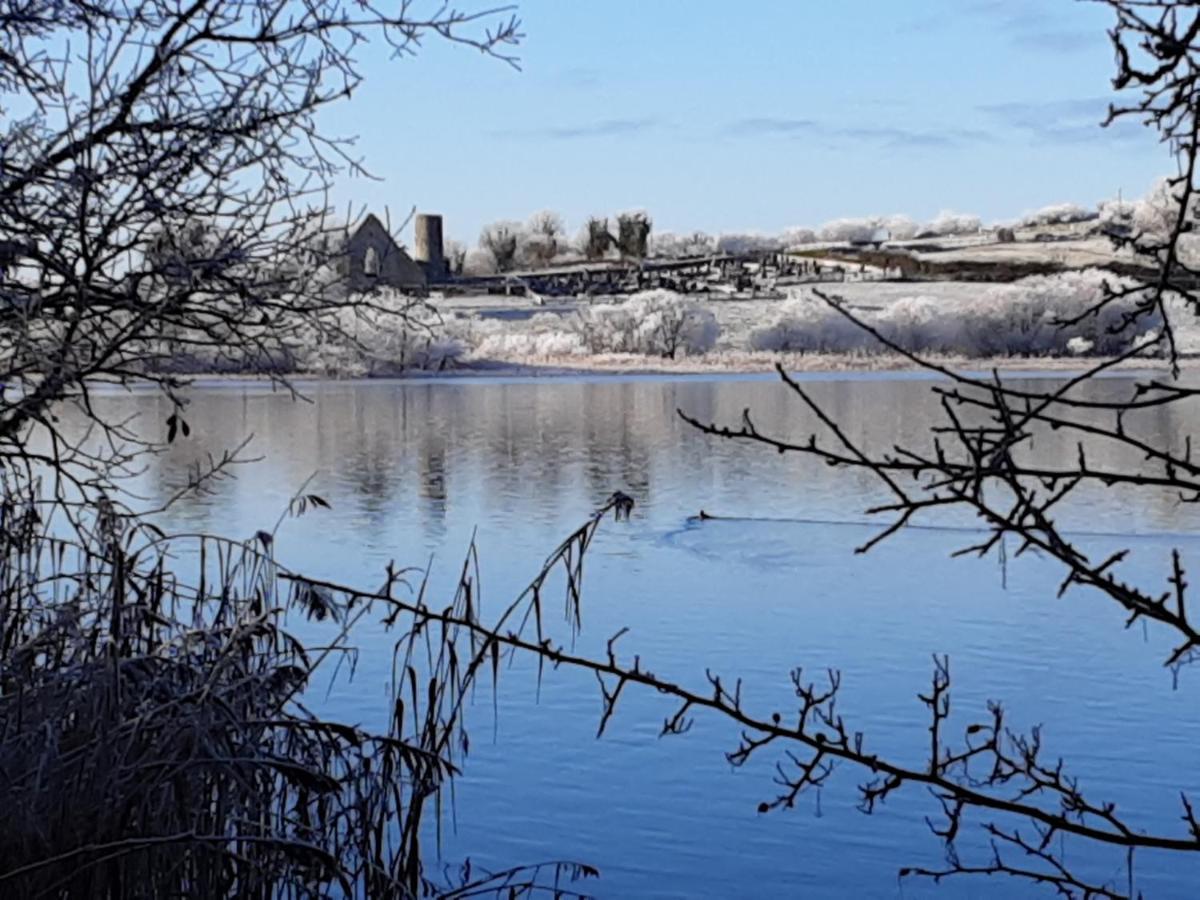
817;218;881;243
715;232;784;254
1018;203;1097;227
572;289;720;358
651;231;718;258
817;211;979;243
299;289;465;375
926;210;982;237
748;270;1158;357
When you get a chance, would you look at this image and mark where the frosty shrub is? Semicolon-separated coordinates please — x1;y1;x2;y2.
926;210;982;236
716;232;784;254
1130;177;1199;237
1098;197;1136;228
817;217;881;243
816;215;915;243
520;210;566;267
748;297;869;353
573;290;719;358
779;227;818;247
468;312;587;359
749;270;1159;357
883;215;920;240
615;210;653;259
463;247;498;276
480;220;524;272
300;289;465;375
1019;202;1097;227
445;239;468;276
651;231;717;258
579;216;614;260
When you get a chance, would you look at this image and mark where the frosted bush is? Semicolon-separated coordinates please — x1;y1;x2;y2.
474;329;587;358
716;232;784;254
1019;203;1097;227
519;210;566;267
651;231;717;258
462;247;498;276
573;290;719;358
649;231;681;258
883;215;920;240
467;311;587;359
1098;198;1136;228
815;211;980;242
779;227;818;247
297;289;465;375
1131;177;1194;237
749;271;1158;358
926;210;981;236
748;297;868;353
818;217;881;243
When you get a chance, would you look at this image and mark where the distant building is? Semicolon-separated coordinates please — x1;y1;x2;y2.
849;227;891;250
413;213;449;282
341;214;427;292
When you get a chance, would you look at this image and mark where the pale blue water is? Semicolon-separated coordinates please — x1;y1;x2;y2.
92;373;1200;898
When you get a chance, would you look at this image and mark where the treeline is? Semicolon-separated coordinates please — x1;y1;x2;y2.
458;179;1187;272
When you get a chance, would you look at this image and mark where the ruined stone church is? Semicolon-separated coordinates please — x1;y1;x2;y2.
339;213;448;293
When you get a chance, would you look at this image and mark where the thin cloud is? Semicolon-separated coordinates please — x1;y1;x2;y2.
906;1;1100;54
490;117;661;140
723;117;818;136
978;98;1144;144
723;119;992;149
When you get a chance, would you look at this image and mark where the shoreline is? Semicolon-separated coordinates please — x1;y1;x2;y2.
145;351;1190;389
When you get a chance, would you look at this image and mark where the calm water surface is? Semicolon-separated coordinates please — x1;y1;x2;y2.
94;373;1200;898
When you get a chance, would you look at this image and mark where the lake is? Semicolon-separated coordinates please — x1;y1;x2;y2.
91;372;1200;898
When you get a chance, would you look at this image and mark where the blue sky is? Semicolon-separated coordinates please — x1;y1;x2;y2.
323;0;1172;245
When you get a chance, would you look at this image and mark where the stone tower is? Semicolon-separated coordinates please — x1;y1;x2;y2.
414;213;447;281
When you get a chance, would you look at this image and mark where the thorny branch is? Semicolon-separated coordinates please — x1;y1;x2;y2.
664;2;1200;894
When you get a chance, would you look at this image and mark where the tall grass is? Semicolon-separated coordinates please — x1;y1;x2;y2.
0;481;612;898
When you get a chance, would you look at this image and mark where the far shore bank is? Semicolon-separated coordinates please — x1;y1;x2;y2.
141;351;1195;389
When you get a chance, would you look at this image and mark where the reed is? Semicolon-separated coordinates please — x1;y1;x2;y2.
0;482;617;899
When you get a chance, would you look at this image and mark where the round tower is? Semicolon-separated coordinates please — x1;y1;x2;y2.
414;213;446;280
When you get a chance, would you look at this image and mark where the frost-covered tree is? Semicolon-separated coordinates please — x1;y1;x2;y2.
1129;177;1197;237
749;271;1159;357
651;230;717;258
445;238;468;276
480;220;523;272
818;217;882;243
573;290;718;357
779;227;818;247
1098;196;1137;229
717;232;785;254
926;210;982;236
882;215;920;240
463;246;499;276
302;288;464;375
1018;202;1098;227
521;210;565;267
580;216;614;261
144;217;243;284
615;210;653;259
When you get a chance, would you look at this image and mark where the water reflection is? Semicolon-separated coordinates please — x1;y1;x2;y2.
73;372;1200;898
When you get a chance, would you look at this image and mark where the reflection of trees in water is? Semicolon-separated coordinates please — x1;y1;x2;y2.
70;377;1200;537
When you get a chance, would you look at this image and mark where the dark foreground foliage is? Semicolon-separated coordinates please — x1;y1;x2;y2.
0;483;616;898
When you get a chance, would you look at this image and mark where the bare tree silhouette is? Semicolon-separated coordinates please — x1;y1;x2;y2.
5;1;1200;898
661;2;1200;893
0;0;521;522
